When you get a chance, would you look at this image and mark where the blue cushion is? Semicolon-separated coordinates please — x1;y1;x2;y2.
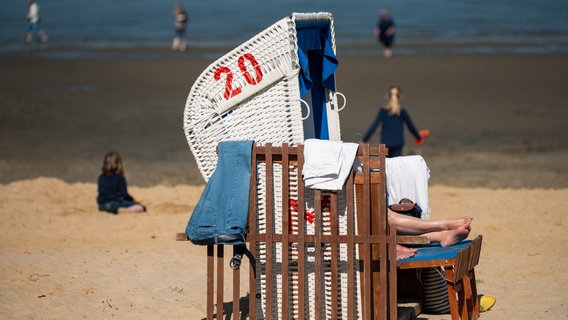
397;240;471;263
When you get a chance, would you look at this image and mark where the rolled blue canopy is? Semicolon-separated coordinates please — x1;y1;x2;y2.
296;21;339;140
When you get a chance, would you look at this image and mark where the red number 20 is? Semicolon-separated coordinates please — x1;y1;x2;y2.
214;53;263;100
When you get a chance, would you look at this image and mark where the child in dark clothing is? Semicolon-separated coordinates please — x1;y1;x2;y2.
97;150;146;214
362;86;428;157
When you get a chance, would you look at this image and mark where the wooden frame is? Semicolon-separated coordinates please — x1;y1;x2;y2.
178;143;398;319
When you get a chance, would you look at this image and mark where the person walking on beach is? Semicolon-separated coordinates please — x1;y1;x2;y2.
172;2;189;51
26;0;48;43
97;150;146;214
373;9;395;58
362;86;428;158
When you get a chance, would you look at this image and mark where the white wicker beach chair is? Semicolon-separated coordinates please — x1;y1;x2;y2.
183;12;344;182
183;12;355;320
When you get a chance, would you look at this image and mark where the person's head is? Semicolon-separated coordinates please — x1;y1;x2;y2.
175;2;184;13
380;9;389;20
385;85;402;116
101;150;125;176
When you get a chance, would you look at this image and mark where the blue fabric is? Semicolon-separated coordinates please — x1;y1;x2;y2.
295;22;338;92
297;49;313;98
377;17;396;47
97;173;134;203
296;21;338;140
397;240;472;263
308;50;329;139
185;140;254;245
98;200;138;214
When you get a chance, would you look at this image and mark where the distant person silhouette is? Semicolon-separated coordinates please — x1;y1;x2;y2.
362;86;429;157
373;9;395;58
172;2;189;51
26;0;48;43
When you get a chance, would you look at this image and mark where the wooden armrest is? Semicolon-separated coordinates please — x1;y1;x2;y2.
176;232;189;241
397;236;430;245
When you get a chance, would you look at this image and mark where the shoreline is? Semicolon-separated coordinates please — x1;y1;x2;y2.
2;39;568;60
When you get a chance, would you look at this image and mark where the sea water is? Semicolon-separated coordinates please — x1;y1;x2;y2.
1;0;567;56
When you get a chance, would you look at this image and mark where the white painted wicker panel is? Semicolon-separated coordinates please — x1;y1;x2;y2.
183;17;303;181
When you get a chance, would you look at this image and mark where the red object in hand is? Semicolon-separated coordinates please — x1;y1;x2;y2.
419;129;430;138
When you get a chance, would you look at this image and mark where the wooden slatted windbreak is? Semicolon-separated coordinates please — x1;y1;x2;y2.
198;143;397;320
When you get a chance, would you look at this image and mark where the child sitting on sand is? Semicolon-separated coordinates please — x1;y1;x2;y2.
97;150;146;214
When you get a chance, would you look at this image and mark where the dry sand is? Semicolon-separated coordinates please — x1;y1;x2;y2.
1;49;567;319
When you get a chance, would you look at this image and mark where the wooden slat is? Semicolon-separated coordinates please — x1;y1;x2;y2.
175;232;189;241
216;245;224;319
232;246;240;320
207;245;214;320
281;144;290;320
362;143;372;320
330;191;339;320
314;189;322;320
248;144;258;320
398;259;457;269
264;144;274;320
397;236;430;245
296;145;306;318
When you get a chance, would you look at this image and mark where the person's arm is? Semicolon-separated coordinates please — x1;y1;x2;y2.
118;175;134;201
401;109;421;141
386;20;396;36
362;110;383;142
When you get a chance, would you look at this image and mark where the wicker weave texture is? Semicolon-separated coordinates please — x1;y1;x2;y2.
183;17;303;181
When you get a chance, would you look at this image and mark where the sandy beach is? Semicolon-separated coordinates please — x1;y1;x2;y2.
1;49;567;319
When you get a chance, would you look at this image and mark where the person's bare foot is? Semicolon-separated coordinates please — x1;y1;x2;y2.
446;216;473;230
439;223;471;247
397;244;417;260
127;204;146;213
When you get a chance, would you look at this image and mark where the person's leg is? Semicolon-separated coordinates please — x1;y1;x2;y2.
114;201;145;213
397;244;417;259
26;23;36;43
99;201;120;214
388;209;472;235
123;204;146;213
38;27;48;42
386;145;402;157
383;37;394;58
422;223;471;247
179;37;187;51
172;37;180;50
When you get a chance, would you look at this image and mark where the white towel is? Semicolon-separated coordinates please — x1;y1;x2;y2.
303;139;359;191
385;155;431;219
